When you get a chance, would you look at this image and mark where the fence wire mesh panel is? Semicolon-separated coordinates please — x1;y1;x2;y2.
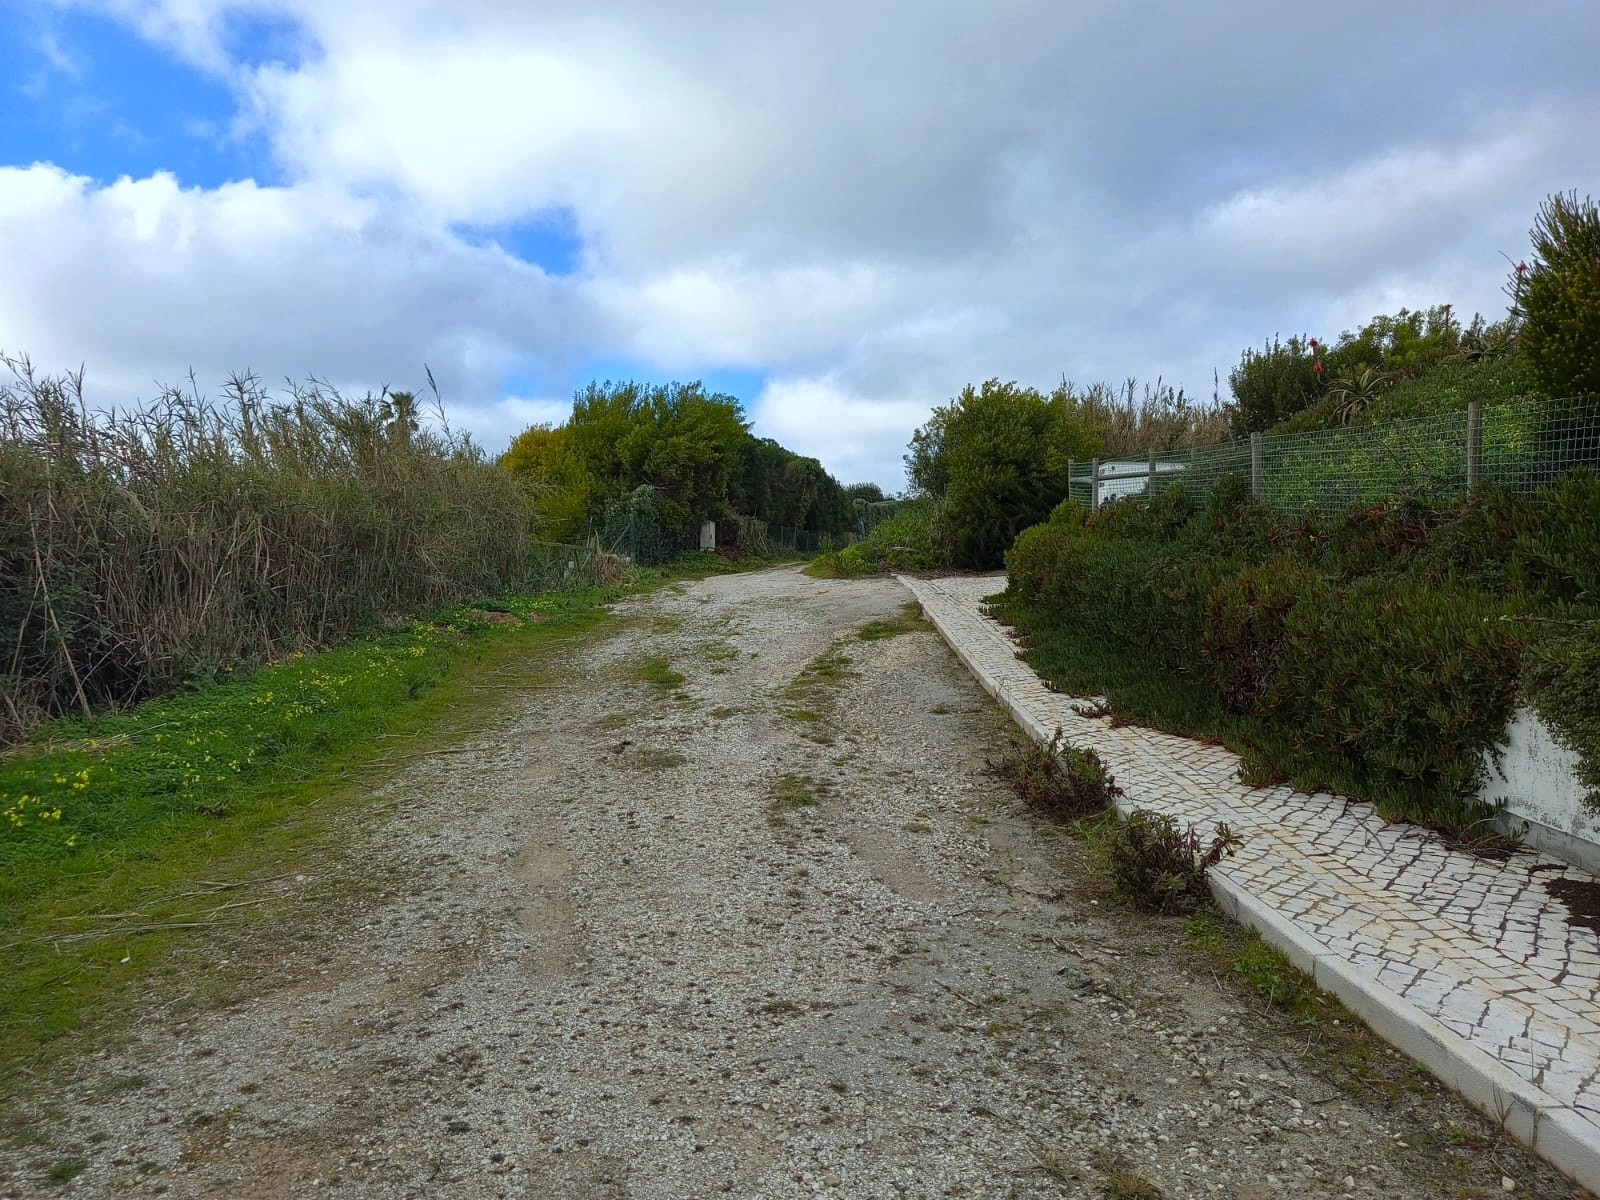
525;540;617;591
854;499;905;535
1077;396;1597;513
767;525;826;554
1066;463;1094;507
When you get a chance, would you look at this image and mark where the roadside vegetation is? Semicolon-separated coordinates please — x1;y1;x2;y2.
1;360;856;747
500;379;862;561
996;470;1600;834
830;191;1597;585
0;554;765;1089
909;190;1600;836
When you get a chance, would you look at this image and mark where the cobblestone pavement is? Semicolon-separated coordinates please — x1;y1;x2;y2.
902;573;1600;1190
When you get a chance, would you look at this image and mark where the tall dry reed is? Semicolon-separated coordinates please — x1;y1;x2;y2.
1056;377;1233;457
1;355;548;742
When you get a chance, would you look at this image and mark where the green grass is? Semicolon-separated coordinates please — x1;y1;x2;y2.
777;644;857;743
631;656;686;691
626;748;688;771
768;774;827;827
45;1159;87;1185
1179;909;1451;1110
1184;910;1311;1010
858;602;932;641
0;555;752;1101
771;774;819;810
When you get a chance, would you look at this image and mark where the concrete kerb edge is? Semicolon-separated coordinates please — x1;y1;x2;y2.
901;575;1600;1194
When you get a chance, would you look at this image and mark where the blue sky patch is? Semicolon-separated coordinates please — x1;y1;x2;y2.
218;10;307;71
453;208;584;277
0;2;269;188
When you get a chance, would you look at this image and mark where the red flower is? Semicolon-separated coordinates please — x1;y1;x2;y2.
1313;361;1324;375
1517;262;1528;277
1309;338;1319;349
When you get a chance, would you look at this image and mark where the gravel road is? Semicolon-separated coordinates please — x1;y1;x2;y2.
3;567;1583;1200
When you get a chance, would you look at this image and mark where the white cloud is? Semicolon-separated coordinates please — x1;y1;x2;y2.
16;0;1600;489
754;377;935;491
0;164;594;454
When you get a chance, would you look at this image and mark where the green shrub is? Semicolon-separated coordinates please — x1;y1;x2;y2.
601;485;672;565
1102;810;1240;915
997;477;1600;831
988;727;1122;820
1515;192;1600;401
1229;334;1321;433
908;380;1098;570
1267;578;1522;813
1202;558;1323;712
1522;626;1600;808
1507;471;1600;604
809;499;952;576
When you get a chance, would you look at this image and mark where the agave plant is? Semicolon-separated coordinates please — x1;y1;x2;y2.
1329;366;1391;424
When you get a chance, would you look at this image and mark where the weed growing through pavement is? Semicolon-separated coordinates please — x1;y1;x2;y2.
1184;910;1306;1008
1101;1163;1166;1199
625;748;688;772
768;774;828;827
778;643;857;743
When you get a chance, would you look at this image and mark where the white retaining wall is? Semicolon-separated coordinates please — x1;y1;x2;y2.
1486;708;1600;873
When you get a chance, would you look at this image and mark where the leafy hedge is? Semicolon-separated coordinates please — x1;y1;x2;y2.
808;499;951;577
1000;473;1600;829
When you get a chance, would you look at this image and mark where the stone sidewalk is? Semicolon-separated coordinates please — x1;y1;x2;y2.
900;573;1600;1191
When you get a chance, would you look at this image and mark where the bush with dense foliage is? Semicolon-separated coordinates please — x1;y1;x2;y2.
808;498;951;577
1230;309;1526;435
504;382;854;557
1101;810;1240;915
988;727;1122;820
904;377;1230;571
1514;191;1600;401
999;473;1600;830
1228;335;1323;433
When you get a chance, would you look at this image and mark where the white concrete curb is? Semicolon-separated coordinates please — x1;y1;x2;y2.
901;575;1600;1192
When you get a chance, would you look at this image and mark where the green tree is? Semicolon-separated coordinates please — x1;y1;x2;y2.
1228;335;1321;433
1514;191;1600;399
909;379;1099;569
500;423;593;542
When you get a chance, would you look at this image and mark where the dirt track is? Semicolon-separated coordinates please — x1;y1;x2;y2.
2;567;1581;1199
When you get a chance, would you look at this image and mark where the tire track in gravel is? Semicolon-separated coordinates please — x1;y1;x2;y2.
3;566;1584;1200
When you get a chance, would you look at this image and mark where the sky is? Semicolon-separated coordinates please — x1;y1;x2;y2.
1;1;1596;490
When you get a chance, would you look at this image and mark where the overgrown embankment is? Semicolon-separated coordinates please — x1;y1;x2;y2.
0;359;633;747
995;475;1600;833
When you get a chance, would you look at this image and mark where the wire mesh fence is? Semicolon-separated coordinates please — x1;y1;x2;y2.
853;498;906;535
1069;395;1599;513
766;525;829;554
524;539;625;591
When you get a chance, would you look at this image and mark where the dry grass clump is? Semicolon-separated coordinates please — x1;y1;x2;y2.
0;355;568;742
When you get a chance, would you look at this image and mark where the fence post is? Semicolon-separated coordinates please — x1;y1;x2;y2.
1466;400;1483;489
1147;449;1157;499
1090;458;1101;511
1250;433;1263;502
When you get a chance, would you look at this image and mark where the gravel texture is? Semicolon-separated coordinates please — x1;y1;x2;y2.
0;567;1586;1199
